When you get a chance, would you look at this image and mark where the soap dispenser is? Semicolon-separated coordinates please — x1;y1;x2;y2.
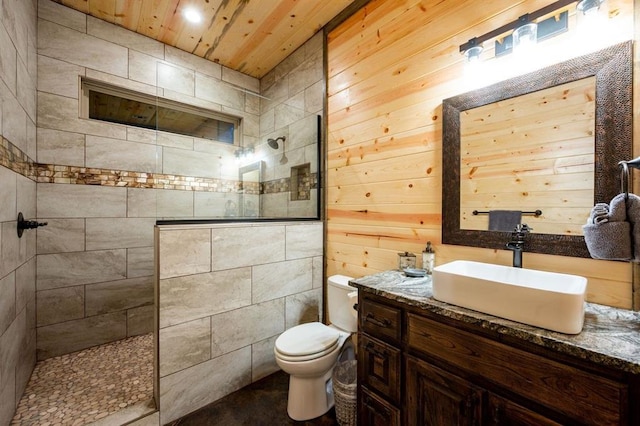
422;242;435;274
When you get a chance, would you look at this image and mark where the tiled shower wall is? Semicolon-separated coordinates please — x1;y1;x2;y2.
34;0;262;359
156;221;323;424
259;32;323;217
0;0;38;424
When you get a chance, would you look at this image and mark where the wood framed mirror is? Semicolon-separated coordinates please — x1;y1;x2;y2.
442;41;632;257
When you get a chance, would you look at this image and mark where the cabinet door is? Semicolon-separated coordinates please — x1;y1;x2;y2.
358;334;401;405
360;387;401;426
407;356;483;426
486;393;562;426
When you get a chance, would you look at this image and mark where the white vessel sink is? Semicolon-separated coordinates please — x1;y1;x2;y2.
432;260;587;334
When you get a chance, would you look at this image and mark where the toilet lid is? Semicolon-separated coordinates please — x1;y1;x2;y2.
275;322;341;357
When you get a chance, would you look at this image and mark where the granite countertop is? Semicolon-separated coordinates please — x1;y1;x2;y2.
350;270;640;375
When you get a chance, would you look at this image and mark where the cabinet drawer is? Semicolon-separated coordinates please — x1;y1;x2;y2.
407;313;627;425
360;296;402;345
359;387;401;426
358;334;401;405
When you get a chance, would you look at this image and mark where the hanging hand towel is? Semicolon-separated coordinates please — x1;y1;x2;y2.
488;210;522;232
583;221;632;261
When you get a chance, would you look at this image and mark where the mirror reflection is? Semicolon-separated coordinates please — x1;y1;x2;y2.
460;77;596;236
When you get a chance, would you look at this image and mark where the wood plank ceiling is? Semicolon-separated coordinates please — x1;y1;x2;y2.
52;0;355;78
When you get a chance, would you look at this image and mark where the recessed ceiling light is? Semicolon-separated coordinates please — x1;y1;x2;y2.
183;7;202;24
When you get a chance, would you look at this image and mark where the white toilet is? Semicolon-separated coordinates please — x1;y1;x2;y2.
274;274;357;421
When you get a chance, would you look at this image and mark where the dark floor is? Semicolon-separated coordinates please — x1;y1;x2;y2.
169;371;339;426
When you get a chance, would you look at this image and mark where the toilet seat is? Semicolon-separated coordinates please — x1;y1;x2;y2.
275;323;341;361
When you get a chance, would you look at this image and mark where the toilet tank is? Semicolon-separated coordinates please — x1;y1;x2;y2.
327;275;357;333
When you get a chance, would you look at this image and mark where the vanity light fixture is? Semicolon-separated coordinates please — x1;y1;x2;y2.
463;39;483;62
577;0;605;15
460;0;579;60
234;146;254;162
512;16;538;54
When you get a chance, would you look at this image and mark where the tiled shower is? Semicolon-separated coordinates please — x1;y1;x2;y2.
1;0;325;424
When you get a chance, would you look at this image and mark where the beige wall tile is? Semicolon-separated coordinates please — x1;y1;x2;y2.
37;249;127;290
159;347;251;424
127;246;154;278
0;21;17;101
3;96;27;153
84;68;159;97
0;312;19;425
210;298;284;358
162;147;220;179
211;225;285;271
86;217;155;250
305;80;323;114
37;55;84;99
221;67;259;93
165;46;221;80
127;127;156;144
289;49;323;96
15;258;36;313
38;19;128;77
285;223;323;259
312;256;323;290
87;16;164;58
251;335;279;382
156;131;193;150
0;273;16;335
38;92;127;139
37;0;86;33
1;221;35;279
36;218;85;254
85;276;153;316
36;311;127;360
194;192;239;218
261;193;289;217
36;127;85;166
274;103;305;131
285;288;322;329
0;166;17;222
126;304;154;337
17;56;36;122
2;0;32;66
16;174;36;218
86;135;158;172
252;258;313;304
36;285;84;326
157;62;194;96
37;183;127;218
126;188;156;218
195;73;244;110
159;268;251;328
158;228;210;279
159;317;210;377
157;190;194;218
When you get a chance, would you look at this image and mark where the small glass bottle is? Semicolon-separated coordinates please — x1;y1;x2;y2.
422;242;435;274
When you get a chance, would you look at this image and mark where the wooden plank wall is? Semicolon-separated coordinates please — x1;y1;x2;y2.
326;0;634;309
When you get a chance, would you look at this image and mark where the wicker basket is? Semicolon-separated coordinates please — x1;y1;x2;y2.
332;360;357;426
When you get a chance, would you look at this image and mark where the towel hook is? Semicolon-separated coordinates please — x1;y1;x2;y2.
619;161;630;199
618;157;640;200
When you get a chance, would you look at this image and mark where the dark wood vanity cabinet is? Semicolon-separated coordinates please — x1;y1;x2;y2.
356;292;637;425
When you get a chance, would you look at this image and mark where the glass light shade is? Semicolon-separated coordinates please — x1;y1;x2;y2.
512;23;538;54
577;0;605;15
464;45;483;62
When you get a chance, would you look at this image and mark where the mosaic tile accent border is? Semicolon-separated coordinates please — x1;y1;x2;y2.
1;137;36;180
1;136;317;195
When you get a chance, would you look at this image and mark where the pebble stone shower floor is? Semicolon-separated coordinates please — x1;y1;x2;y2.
11;333;155;426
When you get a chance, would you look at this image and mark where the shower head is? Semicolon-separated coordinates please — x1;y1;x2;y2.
267;136;285;150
